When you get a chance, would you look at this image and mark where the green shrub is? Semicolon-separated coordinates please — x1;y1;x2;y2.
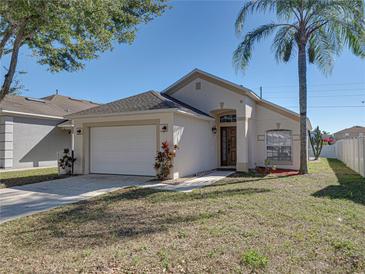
241;250;268;270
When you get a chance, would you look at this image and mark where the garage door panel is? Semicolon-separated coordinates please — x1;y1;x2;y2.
90;125;156;176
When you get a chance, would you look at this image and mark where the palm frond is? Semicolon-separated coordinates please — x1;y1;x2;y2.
329;18;365;58
272;25;297;62
234;0;365;75
233;23;279;71
235;0;279;35
307;29;338;75
308;4;365;58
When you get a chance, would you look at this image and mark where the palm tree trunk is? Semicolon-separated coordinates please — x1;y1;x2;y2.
298;43;308;174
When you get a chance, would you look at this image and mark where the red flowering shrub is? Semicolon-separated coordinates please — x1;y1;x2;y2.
154;141;179;180
322;137;335;145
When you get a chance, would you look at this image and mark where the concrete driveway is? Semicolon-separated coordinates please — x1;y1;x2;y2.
0;174;152;223
0;170;234;224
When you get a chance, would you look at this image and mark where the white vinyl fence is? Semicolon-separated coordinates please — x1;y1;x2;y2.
336;137;365;177
309;145;337;158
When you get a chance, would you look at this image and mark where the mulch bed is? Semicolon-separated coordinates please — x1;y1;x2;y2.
255;167;299;176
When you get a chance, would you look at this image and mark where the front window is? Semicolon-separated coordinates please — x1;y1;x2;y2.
220;114;236;123
266;130;292;162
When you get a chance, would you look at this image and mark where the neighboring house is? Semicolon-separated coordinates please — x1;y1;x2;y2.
333;126;365;140
68;69;312;179
0;94;98;169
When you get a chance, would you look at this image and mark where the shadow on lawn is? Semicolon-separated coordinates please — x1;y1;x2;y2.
312;158;365;205
153;187;271;203
17;187;270;249
208;172;292;188
0;174;66;188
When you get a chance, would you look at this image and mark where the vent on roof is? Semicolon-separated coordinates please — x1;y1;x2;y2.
195;81;201;90
68;97;84;102
25;97;46;103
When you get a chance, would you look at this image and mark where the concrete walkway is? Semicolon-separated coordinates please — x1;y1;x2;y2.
0;170;233;224
143;170;234;192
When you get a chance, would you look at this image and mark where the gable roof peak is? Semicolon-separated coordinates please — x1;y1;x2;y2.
162;68;258;100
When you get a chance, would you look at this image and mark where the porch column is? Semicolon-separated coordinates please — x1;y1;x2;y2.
73;120;84;174
0;116;13;168
236;103;251;172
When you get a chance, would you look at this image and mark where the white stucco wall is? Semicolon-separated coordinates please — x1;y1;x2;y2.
173;113;217;178
12;116;71;168
255;104;300;170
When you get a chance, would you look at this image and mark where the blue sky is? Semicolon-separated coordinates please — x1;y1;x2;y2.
1;0;364;133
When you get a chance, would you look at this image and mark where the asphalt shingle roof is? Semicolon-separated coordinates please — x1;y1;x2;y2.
42;94;99;114
68;91;211;118
0;94;99;118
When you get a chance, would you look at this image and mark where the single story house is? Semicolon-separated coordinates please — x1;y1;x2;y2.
333;126;365;140
0;94;98;169
68;69;312;179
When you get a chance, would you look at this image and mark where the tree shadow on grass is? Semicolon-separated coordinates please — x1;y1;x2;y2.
85;185;271;204
12;186;271;250
208;172;292;188
0;174;66;188
312;158;365;205
153;187;271;203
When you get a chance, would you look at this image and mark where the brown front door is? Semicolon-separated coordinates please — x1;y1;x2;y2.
221;127;236;166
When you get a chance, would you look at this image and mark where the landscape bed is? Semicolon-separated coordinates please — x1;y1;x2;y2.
0;159;364;273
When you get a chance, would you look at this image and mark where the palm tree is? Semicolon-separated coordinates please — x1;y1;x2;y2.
233;0;365;174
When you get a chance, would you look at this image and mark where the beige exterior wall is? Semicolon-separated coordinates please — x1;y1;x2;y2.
72;112;174;175
255;104;300;170
246;98;257;169
169;77;255;171
72;76;304;176
170;77;246;114
172;112;217;178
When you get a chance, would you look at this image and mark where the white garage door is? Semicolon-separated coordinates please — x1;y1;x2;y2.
90;125;156;176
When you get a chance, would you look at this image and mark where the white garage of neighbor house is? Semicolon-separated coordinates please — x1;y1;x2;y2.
68;69;312;179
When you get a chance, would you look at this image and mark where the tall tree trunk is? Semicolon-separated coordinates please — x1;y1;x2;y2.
0;26;13;59
298;43;308;174
0;30;24;101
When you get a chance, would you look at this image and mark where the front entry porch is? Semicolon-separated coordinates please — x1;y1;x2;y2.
213;108;250;172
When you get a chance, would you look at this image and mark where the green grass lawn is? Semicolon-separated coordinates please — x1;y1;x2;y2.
0;167;64;188
0;159;364;273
